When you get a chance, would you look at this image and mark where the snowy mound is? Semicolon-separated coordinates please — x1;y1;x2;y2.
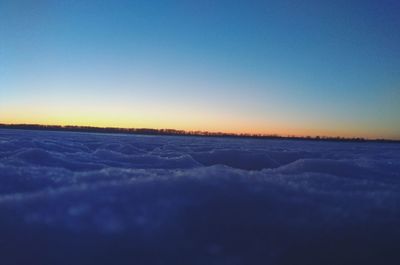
0;129;399;265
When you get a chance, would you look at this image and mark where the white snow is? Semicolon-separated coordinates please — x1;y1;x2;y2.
0;129;399;265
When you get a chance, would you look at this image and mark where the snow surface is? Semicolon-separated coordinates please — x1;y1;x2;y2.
0;129;399;265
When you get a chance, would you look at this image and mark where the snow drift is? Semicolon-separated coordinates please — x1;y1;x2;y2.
0;129;399;265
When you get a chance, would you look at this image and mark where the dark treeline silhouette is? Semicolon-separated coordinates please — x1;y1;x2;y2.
0;123;398;143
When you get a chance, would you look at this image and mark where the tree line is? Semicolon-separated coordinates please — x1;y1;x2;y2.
0;123;398;143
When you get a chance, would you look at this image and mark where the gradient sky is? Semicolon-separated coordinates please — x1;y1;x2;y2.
1;0;399;139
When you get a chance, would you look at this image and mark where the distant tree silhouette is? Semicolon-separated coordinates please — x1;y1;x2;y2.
0;123;398;143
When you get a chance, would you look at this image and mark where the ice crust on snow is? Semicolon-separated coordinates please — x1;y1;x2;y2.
0;129;399;265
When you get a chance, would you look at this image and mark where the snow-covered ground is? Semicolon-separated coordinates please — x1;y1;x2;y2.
0;129;399;265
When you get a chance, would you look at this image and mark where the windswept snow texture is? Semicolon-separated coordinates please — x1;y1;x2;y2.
0;129;400;265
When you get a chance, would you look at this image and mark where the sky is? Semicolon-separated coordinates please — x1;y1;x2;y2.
0;0;399;139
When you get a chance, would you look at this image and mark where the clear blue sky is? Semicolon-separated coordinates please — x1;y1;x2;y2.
1;0;399;139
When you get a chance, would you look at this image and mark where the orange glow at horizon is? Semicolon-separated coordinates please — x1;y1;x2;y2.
1;104;398;140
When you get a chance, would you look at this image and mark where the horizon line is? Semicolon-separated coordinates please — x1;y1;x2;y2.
1;123;399;143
